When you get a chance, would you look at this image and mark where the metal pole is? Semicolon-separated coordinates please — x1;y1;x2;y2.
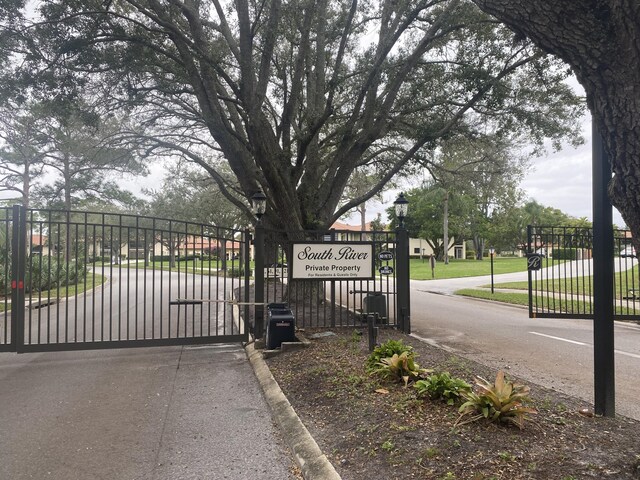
243;230;251;335
254;222;265;340
10;205;26;353
330;229;336;327
592;122;615;417
490;253;494;294
395;225;411;334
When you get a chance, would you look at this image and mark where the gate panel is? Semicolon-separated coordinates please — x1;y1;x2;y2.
259;228;400;328
0;207;13;351
527;225;640;320
0;206;249;352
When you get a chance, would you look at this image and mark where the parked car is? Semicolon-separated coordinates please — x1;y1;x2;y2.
620;245;636;258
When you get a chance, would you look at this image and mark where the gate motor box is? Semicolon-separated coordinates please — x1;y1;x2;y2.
266;303;296;349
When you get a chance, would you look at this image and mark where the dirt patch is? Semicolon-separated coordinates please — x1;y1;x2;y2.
266;328;640;480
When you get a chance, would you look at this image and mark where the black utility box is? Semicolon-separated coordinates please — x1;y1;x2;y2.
266;303;296;349
363;292;387;324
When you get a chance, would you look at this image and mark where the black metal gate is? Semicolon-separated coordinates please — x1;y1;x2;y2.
0;206;250;352
527;225;640;320
251;226;411;332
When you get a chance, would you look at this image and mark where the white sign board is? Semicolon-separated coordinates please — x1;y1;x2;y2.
291;243;374;280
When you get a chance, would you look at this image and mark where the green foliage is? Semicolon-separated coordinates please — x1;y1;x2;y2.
366;340;414;371
552;248;578;260
457;371;537;429
465;250;475;260
373;351;429;387
24;256;87;293
414;372;471;405
228;267;245;277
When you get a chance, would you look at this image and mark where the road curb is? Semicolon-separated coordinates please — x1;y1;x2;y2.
245;342;342;480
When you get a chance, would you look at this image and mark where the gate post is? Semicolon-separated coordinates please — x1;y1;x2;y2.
254;222;265;339
10;204;26;352
592;123;615;417
395;226;411;334
243;229;251;334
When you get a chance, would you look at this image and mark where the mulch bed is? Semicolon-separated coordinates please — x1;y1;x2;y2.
266;327;640;480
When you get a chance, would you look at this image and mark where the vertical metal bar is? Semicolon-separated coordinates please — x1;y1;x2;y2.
527;225;534;318
592;123;615;417
11;205;26;352
74;220;79;342
395;225;410;334
83;213;88;342
244;230;251;336
254;222;265;338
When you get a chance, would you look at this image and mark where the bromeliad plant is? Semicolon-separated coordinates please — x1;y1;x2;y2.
366;339;414;372
414;372;472;405
374;351;429;387
457;371;537;429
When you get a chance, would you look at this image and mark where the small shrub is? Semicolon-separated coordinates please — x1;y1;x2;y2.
366;339;414;371
465;250;475;260
414;372;471;405
228;267;245;277
373;351;429;387
552;248;577;260
457;371;537;429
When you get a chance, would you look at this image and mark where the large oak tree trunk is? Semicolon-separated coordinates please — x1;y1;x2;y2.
472;0;640;251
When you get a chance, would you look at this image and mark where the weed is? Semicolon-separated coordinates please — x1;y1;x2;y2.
414;371;471;405
381;440;394;452
498;451;515;461
423;447;440;458
350;329;362;343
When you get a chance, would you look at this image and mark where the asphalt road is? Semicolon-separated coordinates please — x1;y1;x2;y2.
411;274;640;420
0;344;297;480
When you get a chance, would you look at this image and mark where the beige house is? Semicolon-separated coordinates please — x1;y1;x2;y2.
331;221;465;260
409;237;465;260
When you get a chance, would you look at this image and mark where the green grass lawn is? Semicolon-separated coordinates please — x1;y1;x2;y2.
455;288;637;316
410;257;527;280
0;273;106;313
488;264;640;300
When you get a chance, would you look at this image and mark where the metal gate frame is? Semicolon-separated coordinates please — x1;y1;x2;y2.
1;205;250;353
527;225;640;320
251;224;411;336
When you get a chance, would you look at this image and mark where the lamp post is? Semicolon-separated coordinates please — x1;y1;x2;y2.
394;193;411;334
251;191;267;222
251;191;266;339
489;247;495;294
394;192;409;228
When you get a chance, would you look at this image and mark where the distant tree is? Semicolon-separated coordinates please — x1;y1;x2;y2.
0;103;47;208
142;166;245;268
32;100;147;210
387;184;469;261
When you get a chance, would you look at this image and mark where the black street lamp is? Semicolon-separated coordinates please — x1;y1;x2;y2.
489;247;495;294
251;191;267;221
394;192;409;228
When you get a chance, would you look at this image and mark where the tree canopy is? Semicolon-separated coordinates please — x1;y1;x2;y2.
471;0;640;251
3;0;584;236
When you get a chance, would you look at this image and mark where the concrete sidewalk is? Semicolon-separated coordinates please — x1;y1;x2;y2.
0;344;298;480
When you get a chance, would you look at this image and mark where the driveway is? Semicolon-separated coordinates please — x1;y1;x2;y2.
0;345;297;480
